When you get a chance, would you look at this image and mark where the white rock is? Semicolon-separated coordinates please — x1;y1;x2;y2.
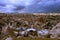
38;29;49;35
14;31;18;35
5;37;12;40
19;31;25;35
26;28;36;32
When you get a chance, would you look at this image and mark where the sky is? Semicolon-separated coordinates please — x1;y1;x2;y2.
0;0;60;13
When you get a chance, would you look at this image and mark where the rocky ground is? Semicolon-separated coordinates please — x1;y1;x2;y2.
0;13;60;40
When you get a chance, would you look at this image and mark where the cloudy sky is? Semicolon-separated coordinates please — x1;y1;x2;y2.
0;0;60;13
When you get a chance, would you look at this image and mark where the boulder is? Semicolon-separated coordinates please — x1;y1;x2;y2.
50;22;60;38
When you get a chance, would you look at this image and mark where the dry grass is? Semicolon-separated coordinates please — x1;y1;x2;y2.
12;37;60;40
0;14;60;40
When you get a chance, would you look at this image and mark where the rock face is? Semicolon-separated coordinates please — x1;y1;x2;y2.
50;22;60;38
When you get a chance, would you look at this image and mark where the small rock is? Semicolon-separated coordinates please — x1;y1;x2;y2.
5;37;12;40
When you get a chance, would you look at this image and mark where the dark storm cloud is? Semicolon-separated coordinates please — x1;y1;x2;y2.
0;0;37;13
43;0;60;13
0;4;6;6
21;0;60;13
14;6;25;11
0;0;60;13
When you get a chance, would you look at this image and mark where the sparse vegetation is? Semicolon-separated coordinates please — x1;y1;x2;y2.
0;13;60;40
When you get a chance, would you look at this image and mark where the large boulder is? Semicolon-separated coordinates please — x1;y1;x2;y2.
50;22;60;38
